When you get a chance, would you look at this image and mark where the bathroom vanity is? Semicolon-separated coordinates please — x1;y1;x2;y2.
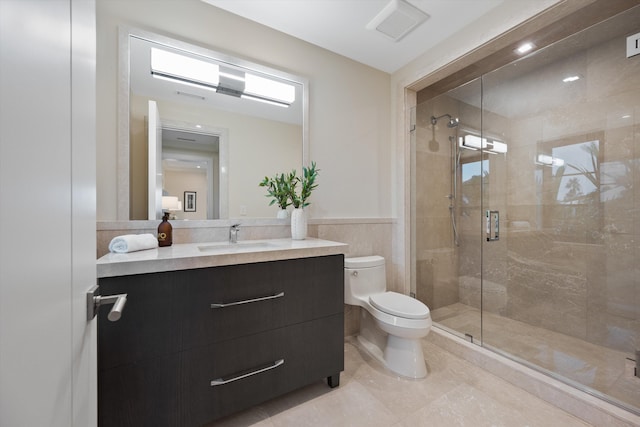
96;238;347;426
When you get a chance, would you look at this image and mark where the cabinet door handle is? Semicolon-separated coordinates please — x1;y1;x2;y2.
210;358;285;386
210;291;284;309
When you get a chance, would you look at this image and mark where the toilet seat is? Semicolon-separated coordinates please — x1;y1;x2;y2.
369;292;430;320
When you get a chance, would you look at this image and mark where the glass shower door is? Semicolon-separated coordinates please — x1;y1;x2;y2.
411;77;485;344
414;5;640;414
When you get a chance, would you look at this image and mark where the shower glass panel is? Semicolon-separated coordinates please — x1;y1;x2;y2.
412;77;484;343
413;5;640;414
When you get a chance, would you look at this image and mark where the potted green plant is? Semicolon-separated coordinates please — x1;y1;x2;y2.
287;162;319;240
288;161;319;209
259;172;292;218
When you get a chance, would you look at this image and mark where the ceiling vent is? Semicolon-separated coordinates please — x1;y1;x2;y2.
366;0;429;42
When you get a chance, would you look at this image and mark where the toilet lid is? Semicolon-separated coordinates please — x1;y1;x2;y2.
369;292;430;319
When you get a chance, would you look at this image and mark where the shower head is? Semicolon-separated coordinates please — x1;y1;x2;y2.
431;114;459;128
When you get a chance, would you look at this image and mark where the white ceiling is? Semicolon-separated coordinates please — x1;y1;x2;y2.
201;0;505;73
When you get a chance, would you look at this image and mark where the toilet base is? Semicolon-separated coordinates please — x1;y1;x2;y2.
385;335;427;379
357;311;428;379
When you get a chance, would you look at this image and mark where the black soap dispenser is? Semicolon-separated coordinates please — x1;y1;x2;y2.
158;212;173;247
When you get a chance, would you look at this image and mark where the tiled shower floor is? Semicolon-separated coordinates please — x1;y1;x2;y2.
431;303;640;413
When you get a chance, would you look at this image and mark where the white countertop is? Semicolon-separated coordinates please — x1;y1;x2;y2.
97;238;348;278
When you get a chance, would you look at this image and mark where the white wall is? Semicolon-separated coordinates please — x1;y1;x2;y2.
97;0;392;221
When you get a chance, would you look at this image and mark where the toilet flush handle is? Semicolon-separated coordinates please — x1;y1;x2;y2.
351;271;358;277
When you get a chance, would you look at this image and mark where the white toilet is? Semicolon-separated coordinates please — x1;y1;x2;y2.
344;256;432;378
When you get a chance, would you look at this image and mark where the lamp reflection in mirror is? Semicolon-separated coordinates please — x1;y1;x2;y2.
536;154;565;167
460;134;508;154
162;196;182;220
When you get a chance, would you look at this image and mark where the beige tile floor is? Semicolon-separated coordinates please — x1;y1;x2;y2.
431;303;640;412
206;335;592;426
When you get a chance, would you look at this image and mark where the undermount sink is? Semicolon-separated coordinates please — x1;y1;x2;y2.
198;241;274;252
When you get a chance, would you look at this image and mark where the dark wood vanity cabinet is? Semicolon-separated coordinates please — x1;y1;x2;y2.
97;254;344;427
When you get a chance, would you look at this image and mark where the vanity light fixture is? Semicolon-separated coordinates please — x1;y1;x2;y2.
151;47;295;107
562;75;581;82
515;42;535;55
245;73;296;104
240;94;290;108
151;47;219;88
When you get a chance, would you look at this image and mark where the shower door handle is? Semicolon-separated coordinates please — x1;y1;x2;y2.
486;210;499;241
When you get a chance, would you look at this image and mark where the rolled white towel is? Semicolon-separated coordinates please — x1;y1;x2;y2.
108;234;158;253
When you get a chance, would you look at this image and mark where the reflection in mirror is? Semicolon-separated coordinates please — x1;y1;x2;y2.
536;133;604;244
119;27;308;220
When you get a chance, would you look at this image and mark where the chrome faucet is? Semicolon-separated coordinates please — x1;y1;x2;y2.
229;223;241;243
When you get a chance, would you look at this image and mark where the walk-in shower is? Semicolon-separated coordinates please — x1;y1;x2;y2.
411;5;640;416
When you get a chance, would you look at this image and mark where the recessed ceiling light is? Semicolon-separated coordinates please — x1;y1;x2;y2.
562;75;581;82
515;42;535;54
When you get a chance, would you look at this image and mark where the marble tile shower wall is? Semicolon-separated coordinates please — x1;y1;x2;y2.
96;220;394;338
415;24;640;354
414;98;460;311
499;33;640;354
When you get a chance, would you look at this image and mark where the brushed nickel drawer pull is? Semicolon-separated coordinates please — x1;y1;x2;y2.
210;358;285;386
210;291;284;309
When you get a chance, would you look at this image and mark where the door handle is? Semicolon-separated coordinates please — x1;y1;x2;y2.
486;210;499;241
87;285;127;321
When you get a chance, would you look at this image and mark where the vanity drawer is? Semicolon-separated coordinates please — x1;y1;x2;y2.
180;313;344;426
181;326;286;426
180;261;288;349
180;255;344;349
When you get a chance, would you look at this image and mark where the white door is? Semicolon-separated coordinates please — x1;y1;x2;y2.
148;100;163;220
0;1;97;426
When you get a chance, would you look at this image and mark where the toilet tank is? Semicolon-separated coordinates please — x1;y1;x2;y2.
344;256;386;306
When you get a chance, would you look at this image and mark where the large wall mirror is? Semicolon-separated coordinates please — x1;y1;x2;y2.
118;27;308;221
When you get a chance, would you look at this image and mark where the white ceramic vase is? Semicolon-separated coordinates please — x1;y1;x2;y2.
290;208;307;240
276;209;289;219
